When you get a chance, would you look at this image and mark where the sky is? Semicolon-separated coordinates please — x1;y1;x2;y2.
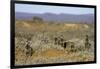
15;4;94;15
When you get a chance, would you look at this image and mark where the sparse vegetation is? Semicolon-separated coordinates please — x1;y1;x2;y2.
15;16;94;65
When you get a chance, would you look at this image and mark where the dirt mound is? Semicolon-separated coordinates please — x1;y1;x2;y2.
64;24;89;31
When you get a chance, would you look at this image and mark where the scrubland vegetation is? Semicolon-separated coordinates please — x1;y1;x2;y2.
15;17;95;65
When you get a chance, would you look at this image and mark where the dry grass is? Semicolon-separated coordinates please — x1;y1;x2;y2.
15;20;94;65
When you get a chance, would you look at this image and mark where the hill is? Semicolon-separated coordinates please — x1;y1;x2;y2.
15;12;94;23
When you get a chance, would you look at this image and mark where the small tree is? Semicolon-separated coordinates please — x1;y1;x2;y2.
32;16;44;23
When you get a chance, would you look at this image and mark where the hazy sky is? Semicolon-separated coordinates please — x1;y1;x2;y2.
15;4;94;14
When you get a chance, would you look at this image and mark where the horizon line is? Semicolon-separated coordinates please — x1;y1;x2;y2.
15;11;94;15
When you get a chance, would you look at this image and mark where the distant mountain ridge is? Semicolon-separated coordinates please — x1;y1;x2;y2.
15;12;94;23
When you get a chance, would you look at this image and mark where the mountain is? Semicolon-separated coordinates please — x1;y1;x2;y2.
15;12;94;23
